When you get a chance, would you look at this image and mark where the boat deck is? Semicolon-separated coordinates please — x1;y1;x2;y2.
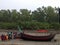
24;32;51;36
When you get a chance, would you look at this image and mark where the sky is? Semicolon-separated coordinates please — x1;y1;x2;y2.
0;0;60;11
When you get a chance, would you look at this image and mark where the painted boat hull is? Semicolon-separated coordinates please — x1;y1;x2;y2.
20;33;55;41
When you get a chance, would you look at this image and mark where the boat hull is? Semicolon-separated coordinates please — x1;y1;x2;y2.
20;33;55;41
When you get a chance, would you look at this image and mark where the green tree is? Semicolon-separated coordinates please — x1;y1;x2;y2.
20;9;31;21
11;9;18;22
32;7;46;22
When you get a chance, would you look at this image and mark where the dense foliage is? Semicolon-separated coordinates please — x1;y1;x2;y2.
0;6;60;30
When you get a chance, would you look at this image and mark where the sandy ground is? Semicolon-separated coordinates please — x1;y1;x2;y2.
0;38;60;45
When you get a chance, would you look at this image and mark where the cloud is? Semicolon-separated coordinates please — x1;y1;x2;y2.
0;0;60;11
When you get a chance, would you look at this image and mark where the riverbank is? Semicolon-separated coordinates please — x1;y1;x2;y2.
0;29;60;45
0;34;60;45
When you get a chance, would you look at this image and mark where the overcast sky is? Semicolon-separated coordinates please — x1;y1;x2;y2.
0;0;60;11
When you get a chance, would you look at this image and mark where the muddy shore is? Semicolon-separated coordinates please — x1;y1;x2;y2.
0;29;60;45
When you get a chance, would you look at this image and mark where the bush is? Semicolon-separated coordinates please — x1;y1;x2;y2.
0;22;60;30
49;23;60;30
0;22;17;29
18;21;50;30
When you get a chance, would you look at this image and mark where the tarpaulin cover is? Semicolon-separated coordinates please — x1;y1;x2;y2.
36;29;48;33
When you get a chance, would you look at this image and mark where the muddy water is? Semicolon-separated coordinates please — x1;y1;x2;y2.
0;32;60;45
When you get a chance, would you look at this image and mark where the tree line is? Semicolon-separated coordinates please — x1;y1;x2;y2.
0;6;60;30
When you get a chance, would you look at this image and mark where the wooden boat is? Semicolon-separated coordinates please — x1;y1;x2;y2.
20;33;56;41
18;26;56;41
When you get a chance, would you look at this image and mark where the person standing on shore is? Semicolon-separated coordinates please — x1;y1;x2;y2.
1;34;5;41
5;34;8;40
